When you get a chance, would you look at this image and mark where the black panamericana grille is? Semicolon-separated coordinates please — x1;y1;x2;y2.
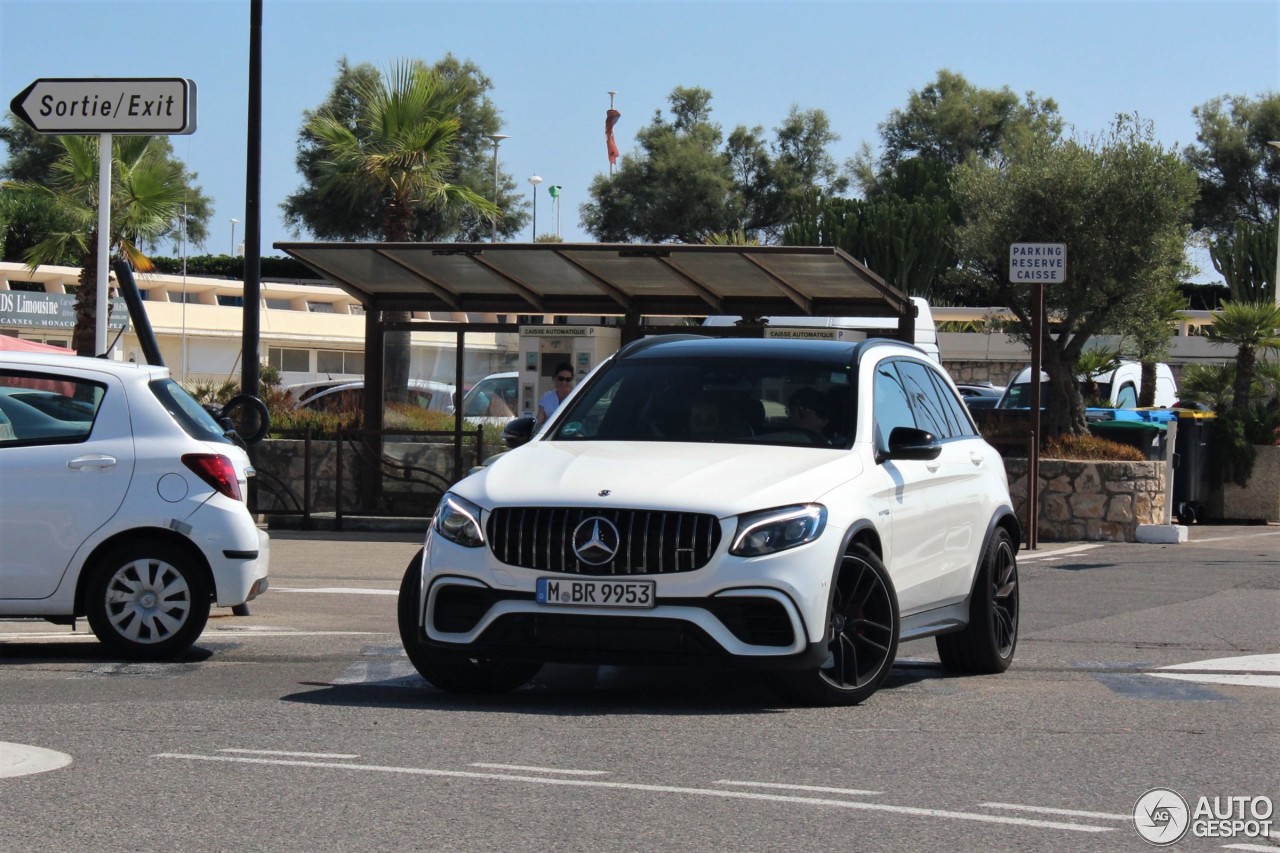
485;507;722;575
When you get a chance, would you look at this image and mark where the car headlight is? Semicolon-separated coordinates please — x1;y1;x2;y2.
730;504;827;557
433;493;485;548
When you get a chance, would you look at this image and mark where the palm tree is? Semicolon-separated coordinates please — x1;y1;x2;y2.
8;135;193;355
1205;300;1280;414
305;60;499;400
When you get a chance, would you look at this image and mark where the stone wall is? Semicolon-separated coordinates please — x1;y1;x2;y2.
944;359;1025;387
1004;458;1168;543
1212;445;1280;522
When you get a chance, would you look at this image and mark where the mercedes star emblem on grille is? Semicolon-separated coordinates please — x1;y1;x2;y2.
572;516;621;565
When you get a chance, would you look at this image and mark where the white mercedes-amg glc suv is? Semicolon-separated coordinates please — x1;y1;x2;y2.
400;335;1020;705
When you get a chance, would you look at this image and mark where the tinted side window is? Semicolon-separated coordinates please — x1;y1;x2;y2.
895;359;958;439
926;368;978;438
872;361;915;451
0;371;104;447
1115;383;1138;409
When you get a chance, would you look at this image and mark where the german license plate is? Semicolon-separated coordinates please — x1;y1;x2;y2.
536;577;655;608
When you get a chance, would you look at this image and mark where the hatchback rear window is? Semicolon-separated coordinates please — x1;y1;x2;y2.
149;379;232;444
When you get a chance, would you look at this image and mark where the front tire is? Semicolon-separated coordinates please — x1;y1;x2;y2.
85;540;211;660
936;526;1019;673
397;550;541;694
777;544;899;706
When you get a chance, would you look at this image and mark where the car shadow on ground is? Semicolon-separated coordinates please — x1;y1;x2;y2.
278;659;941;715
0;641;215;664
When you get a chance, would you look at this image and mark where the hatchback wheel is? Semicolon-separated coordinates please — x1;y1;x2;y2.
85;540;211;660
936;527;1019;673
778;544;899;706
397;551;541;694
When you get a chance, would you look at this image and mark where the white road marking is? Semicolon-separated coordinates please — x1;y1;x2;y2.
272;587;398;596
715;780;882;796
0;742;72;778
980;802;1130;820
221;749;359;759
153;753;1113;833
1151;654;1280;690
470;763;609;776
1018;544;1104;562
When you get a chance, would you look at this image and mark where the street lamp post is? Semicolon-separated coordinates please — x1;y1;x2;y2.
489;134;509;241
1269;141;1280;308
230;218;240;257
528;175;543;241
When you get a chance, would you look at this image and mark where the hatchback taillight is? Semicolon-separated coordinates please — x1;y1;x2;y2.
182;453;243;501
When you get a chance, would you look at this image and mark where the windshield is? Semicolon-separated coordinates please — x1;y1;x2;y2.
548;356;854;447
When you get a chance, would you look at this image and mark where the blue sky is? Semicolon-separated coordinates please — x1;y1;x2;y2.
2;0;1277;280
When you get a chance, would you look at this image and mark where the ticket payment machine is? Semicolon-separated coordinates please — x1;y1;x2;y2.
517;325;621;415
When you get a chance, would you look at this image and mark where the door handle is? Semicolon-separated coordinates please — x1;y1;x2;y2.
68;454;117;470
926;461;941;472
970;452;984;466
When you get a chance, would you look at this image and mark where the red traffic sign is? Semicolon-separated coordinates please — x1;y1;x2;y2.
10;77;196;135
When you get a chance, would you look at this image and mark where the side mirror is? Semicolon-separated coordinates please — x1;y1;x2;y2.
502;415;537;449
878;426;942;463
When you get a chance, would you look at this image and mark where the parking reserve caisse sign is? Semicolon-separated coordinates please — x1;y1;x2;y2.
1009;243;1067;283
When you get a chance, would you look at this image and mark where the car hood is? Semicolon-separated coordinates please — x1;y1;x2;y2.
459;441;863;517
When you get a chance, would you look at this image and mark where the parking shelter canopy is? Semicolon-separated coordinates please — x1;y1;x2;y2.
272;242;913;323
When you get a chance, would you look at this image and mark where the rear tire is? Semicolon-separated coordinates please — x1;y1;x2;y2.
776;544;899;706
85;539;211;660
397;550;541;694
936;527;1019;673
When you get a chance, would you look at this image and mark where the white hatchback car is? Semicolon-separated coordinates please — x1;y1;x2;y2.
0;352;269;659
399;336;1020;705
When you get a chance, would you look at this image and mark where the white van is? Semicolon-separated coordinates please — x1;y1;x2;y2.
700;296;940;364
997;361;1177;409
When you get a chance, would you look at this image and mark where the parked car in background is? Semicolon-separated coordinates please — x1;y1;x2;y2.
0;352;269;659
293;379;455;416
449;371;520;425
400;336;1021;706
955;382;1005;411
997;361;1177;410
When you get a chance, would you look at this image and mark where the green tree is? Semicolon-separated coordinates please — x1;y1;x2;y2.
852;69;1063;195
1118;285;1189;407
1183;92;1280;238
282;56;520;242
833;71;1062;300
950;116;1197;437
292;60;500;401
1209;218;1277;303
783;189;954;300
5;135;209;355
1204;300;1280;414
1;120;211;261
581;88;844;243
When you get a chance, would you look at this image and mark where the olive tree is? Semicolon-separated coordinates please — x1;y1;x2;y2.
950;116;1197;436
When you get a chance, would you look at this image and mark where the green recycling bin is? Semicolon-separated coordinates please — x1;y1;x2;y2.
1088;418;1168;461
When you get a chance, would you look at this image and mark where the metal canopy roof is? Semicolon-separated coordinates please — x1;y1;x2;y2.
273;242;911;320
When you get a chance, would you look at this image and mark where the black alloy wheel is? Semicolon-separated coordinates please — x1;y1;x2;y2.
936;526;1019;673
777;543;899;706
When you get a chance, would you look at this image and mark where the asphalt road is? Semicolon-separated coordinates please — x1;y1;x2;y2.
1;525;1277;853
